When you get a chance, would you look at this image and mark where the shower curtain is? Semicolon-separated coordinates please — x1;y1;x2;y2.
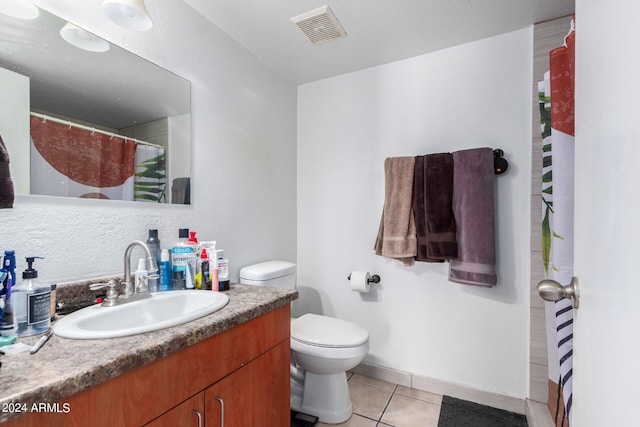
30;117;136;200
539;19;575;427
134;144;166;203
30;116;166;202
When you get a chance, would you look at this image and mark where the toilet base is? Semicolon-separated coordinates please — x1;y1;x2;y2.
290;371;353;424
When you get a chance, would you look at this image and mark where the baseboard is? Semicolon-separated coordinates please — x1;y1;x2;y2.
526;399;555;427
353;362;526;415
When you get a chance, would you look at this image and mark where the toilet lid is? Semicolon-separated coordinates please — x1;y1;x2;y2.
291;314;369;348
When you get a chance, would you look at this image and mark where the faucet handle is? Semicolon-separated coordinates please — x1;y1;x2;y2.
89;280;119;306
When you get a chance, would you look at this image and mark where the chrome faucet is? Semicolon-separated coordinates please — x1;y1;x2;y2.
89;241;159;307
122;240;159;299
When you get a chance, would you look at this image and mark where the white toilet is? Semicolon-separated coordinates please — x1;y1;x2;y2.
239;261;369;424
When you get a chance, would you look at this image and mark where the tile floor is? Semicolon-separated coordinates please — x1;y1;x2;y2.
316;373;443;427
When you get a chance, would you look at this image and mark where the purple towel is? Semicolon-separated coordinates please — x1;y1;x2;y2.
0;134;14;209
449;148;497;286
413;154;457;262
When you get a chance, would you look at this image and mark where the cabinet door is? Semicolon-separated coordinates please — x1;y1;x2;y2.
205;341;290;427
145;393;205;427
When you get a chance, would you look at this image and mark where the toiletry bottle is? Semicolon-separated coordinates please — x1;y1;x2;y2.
146;229;161;291
159;249;171;292
188;231;201;275
172;270;186;290
0;251;17;344
199;249;212;290
134;258;149;292
12;257;51;337
146;229;162;263
210;255;219;292
171;228;196;289
216;250;230;291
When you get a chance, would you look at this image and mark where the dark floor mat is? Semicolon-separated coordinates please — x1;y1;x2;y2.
437;395;528;427
291;411;318;427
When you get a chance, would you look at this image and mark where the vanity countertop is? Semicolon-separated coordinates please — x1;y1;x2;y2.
0;284;297;423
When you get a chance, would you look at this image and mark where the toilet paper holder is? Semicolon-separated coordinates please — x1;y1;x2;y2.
347;273;381;284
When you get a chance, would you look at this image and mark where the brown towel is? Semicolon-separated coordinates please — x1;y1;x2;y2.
414;153;457;262
449;148;497;286
374;157;416;266
0;134;15;209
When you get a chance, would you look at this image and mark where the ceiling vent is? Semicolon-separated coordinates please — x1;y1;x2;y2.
291;5;347;45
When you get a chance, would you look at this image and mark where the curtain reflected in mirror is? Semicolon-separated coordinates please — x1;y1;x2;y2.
29;115;167;202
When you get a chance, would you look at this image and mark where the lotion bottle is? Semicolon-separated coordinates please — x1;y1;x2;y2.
12;257;51;337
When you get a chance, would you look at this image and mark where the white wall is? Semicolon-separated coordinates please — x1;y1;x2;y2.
0;0;297;282
298;28;532;398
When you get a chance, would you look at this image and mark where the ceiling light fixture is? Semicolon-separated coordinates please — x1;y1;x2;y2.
0;0;39;20
100;0;152;31
60;22;110;53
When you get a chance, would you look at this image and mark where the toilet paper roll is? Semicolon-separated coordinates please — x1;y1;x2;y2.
350;271;371;293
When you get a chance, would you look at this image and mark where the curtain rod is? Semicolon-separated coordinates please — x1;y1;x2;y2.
30;112;164;149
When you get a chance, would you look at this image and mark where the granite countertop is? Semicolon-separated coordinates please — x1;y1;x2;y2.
0;283;297;423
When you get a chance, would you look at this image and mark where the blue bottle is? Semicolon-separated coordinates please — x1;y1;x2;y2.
159;249;171;292
0;251;18;343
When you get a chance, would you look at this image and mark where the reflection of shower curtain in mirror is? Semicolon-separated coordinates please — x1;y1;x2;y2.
30;117;136;200
134;144;166;203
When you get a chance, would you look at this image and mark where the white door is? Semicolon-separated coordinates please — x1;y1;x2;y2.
572;1;640;425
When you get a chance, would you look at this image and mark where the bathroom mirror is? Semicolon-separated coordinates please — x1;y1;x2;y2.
0;6;191;204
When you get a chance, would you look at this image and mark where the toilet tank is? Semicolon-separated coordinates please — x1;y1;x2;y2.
239;261;297;290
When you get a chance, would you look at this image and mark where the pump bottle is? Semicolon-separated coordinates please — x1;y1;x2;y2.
12;257;51;337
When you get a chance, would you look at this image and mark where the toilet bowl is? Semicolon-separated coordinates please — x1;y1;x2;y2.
290;313;369;423
239;261;370;424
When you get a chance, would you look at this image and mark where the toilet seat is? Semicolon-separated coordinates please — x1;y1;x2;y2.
291;313;369;348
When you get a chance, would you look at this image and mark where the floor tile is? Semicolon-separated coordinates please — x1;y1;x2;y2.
349;374;398;392
349;381;394;420
395;385;443;405
379;394;441;427
317;414;378;427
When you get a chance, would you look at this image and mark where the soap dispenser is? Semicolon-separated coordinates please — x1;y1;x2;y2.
12;257;51;337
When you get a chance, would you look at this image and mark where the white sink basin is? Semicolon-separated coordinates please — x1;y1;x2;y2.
53;290;229;339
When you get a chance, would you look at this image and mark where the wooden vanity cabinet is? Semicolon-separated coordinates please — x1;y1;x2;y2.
203;340;290;426
147;340;290;427
5;305;290;427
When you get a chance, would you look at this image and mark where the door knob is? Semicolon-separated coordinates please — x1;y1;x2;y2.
537;276;580;309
